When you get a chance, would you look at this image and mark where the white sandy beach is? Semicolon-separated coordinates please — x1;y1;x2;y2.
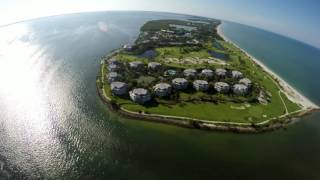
217;24;319;110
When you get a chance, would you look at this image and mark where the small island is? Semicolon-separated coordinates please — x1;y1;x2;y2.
96;18;319;133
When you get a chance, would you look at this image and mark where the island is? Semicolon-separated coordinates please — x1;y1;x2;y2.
96;18;319;133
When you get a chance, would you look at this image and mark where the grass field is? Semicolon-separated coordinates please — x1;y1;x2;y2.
155;47;211;59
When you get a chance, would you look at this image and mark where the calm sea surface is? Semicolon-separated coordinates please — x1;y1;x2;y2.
0;11;320;180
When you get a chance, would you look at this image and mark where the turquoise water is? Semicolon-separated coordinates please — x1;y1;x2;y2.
0;12;320;179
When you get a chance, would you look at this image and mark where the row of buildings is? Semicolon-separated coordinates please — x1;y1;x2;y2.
183;68;243;79
109;78;252;104
106;59;252;104
108;59;246;80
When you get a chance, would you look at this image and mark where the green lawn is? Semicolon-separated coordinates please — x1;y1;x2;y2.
280;91;301;113
117;54;149;63
105;86;287;123
122;102;282;123
155;47;211;59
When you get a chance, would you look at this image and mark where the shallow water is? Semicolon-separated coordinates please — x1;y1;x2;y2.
0;12;320;179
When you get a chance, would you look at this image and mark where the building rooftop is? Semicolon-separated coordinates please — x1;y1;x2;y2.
172;78;188;84
108;72;119;78
110;82;128;96
129;88;151;104
108;58;120;65
110;81;127;89
123;44;133;51
172;78;188;90
153;83;172;97
193;80;209;91
231;70;243;79
239;78;252;87
193;80;209;85
201;69;214;77
215;68;227;76
215;82;229;87
108;64;120;72
184;69;197;77
107;72;121;83
129;61;144;68
202;69;213;73
233;84;249;95
148;62;162;69
154;83;171;90
214;82;230;93
131;88;149;96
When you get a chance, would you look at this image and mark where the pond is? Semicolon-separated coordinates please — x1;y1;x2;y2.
136;49;156;58
208;50;228;60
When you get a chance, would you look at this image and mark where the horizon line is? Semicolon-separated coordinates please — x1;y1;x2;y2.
0;9;319;51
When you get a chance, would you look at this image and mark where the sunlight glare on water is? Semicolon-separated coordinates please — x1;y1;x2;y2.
0;24;48;130
0;24;65;176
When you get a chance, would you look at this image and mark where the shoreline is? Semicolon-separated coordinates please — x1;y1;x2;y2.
217;23;319;110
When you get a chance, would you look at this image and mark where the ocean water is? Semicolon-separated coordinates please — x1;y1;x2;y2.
220;21;320;105
0;11;320;180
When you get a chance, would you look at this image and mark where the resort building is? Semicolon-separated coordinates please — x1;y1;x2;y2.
201;69;214;78
107;72;121;83
108;58;121;65
129;61;145;70
153;83;172;97
231;70;243;79
239;78;252;88
183;69;197;78
123;44;133;51
193;80;209;91
214;82;230;93
151;36;159;41
233;84;249;95
187;39;200;45
215;68;227;77
148;62;162;71
108;64;120;72
129;88;151;104
110;82;128;96
172;78;188;90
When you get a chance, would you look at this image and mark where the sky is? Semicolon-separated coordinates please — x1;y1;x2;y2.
1;0;320;48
